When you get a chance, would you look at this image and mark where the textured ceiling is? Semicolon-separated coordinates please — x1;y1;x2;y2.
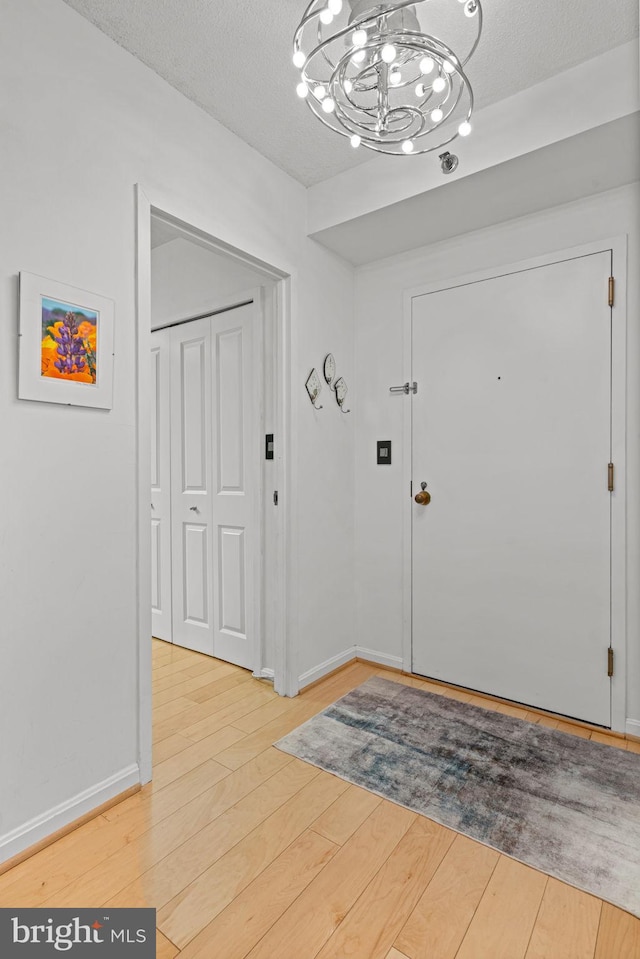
62;0;638;186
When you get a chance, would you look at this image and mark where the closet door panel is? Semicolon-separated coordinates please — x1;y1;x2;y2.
211;304;256;670
170;318;214;655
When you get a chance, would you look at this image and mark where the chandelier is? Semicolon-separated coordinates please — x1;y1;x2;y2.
292;0;482;157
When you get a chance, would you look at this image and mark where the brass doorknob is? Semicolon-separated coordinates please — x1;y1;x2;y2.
414;482;431;505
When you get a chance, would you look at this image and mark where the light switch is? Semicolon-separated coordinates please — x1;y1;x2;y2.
377;440;392;465
265;434;274;460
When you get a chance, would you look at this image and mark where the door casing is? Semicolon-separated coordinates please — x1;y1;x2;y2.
400;237;627;732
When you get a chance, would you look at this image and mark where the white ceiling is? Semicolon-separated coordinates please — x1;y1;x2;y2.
62;0;638;187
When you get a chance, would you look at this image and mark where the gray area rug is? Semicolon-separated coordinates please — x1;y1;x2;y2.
277;676;640;916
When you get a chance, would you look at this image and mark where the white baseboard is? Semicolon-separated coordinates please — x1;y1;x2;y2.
626;719;640;739
355;646;404;671
298;646;404;690
298;648;357;689
0;764;140;866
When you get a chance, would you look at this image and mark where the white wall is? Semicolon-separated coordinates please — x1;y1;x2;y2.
0;0;355;861
354;184;640;729
294;242;356;684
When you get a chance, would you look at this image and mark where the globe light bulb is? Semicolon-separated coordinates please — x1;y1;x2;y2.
389;69;402;86
402;139;414;154
415;82;426;97
293;50;306;68
344;79;353;94
431;108;443;122
381;44;397;64
443;60;456;74
432;77;446;93
314;85;326;100
296;82;309;98
322;97;336;113
458;120;472;136
419;57;434;74
350;134;362;148
351;49;366;64
352;29;367;47
465;0;479;16
320;8;334;25
328;0;343;12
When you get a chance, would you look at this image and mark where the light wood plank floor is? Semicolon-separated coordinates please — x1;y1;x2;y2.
1;640;639;959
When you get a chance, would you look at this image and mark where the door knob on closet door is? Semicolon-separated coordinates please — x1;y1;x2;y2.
415;482;431;506
189;506;199;513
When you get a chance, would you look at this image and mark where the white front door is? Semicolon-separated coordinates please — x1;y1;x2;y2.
411;250;612;726
168;303;258;668
150;327;172;641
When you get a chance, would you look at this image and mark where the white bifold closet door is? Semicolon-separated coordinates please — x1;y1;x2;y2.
151;303;257;670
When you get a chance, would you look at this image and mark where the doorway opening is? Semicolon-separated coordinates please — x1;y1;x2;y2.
150;217;275;673
136;191;292;782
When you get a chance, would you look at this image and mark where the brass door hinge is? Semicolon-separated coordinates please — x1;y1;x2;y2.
608;277;615;308
608;647;614;677
608;463;614;492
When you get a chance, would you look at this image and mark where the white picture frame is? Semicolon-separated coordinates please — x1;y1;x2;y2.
19;271;115;409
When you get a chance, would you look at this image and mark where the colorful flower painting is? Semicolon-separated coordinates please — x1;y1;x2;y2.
41;297;98;384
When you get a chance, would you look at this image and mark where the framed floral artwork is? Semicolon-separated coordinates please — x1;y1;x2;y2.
19;272;115;409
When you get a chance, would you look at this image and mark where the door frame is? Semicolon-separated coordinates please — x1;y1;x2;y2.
401;237;628;732
135;186;293;783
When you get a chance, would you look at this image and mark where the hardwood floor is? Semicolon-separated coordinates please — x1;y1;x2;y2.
1;640;638;959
